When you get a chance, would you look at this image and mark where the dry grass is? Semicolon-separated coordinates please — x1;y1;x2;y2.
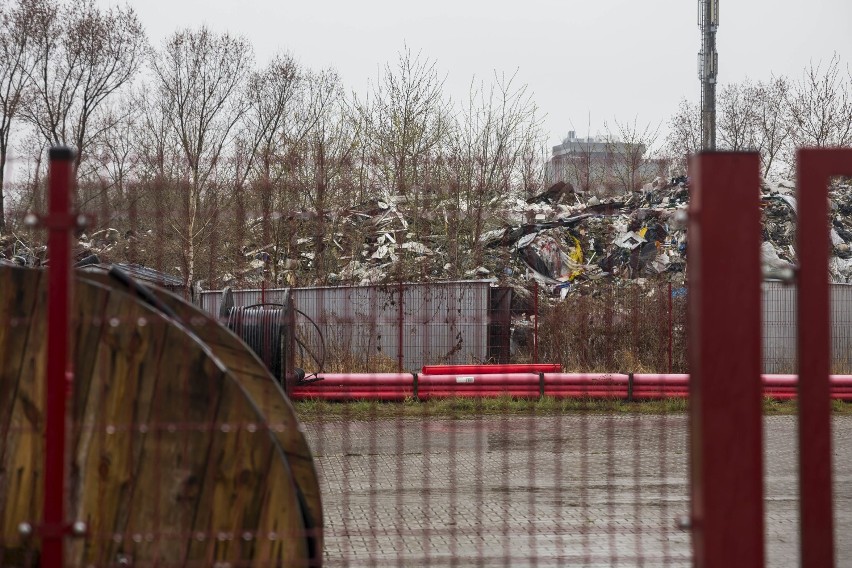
293;396;852;422
293;395;689;422
535;285;688;374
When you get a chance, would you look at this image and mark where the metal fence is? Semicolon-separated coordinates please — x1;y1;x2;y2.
537;282;687;374
199;281;498;372
9;147;852;568
763;280;852;373
200;280;852;375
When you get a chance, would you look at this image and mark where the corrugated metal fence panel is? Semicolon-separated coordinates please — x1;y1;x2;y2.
401;280;488;369
295;284;391;370
199;281;852;373
762;281;852;373
198;281;490;371
762;282;797;373
833;284;852;372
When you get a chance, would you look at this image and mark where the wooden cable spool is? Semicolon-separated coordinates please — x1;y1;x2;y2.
0;266;322;567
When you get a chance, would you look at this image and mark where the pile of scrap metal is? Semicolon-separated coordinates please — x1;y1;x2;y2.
6;175;851;297
0;234;46;266
483;176;852;297
759;178;852;283
481;177;690;297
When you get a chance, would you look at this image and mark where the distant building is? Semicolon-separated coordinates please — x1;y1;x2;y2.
547;131;662;196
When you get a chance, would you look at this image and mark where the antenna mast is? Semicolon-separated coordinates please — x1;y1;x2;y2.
698;0;719;150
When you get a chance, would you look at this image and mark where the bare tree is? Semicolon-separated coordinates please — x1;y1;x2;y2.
23;0;146;178
0;0;39;232
552;115;607;195
604;118;660;192
451;72;542;263
290;70;358;282
226;52;302;279
358;46;450;195
752;76;792;178
717;80;759;151
517;136;546;199
83;94;141;226
564;137;601;195
664;99;701;175
786;53;852;148
244;54;301;175
149;26;253;288
667;77;793;178
240;61;342;285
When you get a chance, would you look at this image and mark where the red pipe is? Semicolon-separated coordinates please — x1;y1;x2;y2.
628;373;713;383
291;388;852;401
316;372;414;382
421;364;560;375
544;373;631;384
306;382;412;389
418;373;540;386
44;146;76;565
291;373;852;401
312;372;852;387
308;373;414;387
290;390;412;401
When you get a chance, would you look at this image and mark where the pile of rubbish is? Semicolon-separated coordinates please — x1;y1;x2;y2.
760;178;852;283
0;234;45;267
4;175;852;297
230;178;695;295
0;227;149;269
297;174;852;298
478;177;691;298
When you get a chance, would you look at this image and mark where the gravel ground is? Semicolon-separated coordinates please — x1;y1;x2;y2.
303;414;852;567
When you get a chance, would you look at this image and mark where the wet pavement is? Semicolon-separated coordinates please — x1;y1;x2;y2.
303;414;852;567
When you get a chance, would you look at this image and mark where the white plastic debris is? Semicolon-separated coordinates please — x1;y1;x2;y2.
401;242;433;255
516;233;537;249
615;231;646;250
371;245;389;259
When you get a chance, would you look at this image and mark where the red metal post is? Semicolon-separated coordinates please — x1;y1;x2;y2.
533;280;539;365
688;152;765;568
397;281;404;372
43;146;76;566
796;148;852;568
667;281;673;374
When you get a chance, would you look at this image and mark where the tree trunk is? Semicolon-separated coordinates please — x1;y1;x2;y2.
186;179;199;295
0;150;6;235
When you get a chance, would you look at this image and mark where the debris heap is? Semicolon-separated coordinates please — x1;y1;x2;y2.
5;177;852;295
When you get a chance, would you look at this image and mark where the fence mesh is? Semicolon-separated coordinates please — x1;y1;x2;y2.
3;163;852;568
6;259;852;566
204;280;695;567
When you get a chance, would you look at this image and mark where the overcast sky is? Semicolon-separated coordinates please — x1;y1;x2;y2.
100;0;852;148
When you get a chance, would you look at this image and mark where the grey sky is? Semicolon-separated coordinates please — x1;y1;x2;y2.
101;0;852;148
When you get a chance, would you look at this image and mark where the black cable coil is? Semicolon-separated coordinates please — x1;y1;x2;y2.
227;305;286;382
